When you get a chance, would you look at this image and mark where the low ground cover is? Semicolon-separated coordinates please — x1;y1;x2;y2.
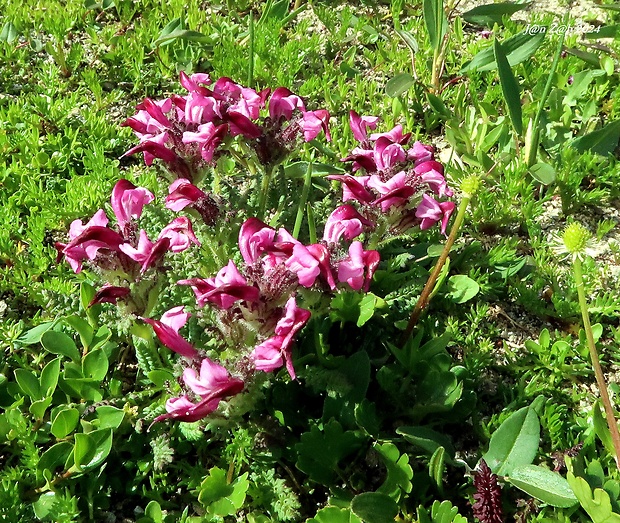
1;0;620;521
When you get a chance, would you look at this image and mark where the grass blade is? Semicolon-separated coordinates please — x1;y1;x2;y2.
462;31;545;72
493;38;523;136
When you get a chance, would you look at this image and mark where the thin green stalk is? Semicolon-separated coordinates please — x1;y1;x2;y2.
399;186;474;347
293;162;313;239
307;203;317;244
247;11;255;88
573;256;620;468
258;165;274;219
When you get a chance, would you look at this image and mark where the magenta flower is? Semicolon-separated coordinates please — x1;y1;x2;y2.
182;122;228;162
142;306;199;360
327;175;374;204
165;178;207;211
302;110;331;141
408;141;435;165
157;217;200;253
337;241;381;292
415;194;455;234
415;161;453;197
323;205;373;244
285;243;335;289
122;98;172;139
111;179;154;235
183;91;220;125
183;357;244;397
119;230;169;274
56;224;125;274
369;124;411;146
238;218;277;265
349;110;379;142
368;172;415;212
89;285;131;307
179;260;260;309
155;395;221;423
269;87;306;121
179;71;212;93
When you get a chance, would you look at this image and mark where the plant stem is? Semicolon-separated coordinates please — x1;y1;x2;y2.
293;161;313;239
258;166;273;219
399;194;471;347
573;256;620;468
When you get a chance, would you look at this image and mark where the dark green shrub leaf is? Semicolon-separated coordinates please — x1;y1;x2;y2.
482;405;540;476
38;441;73;473
462;32;545;72
507;464;578;507
14;369;41;400
307;506;362;523
73;428;113;471
493;38;522;136
40;357;61;397
462;2;529;26
397;425;455;457
446;275;480;303
197;467;249;516
51;408;79;439
351;492;399;523
82;349;108;380
41;331;81;362
96;405;125;430
386;73;415;97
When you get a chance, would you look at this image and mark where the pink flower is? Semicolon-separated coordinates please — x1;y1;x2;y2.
349;110;379;142
415;161;453;197
157;217;200;253
302;110;331;141
342;147;377;172
238;218;276;265
368;172;415;211
179;71;212;93
337;241;381;292
369;124;411;146
56;222;125;273
119;230;169;274
179;260;260;309
327;175;374;204
111;179;154;234
374;141;406;170
251;296;311;379
165;178;207;211
183;92;220;125
408;141;435;165
323;205;373;244
285;243;335;289
182;122;227;162
142;306;199;360
89;285;131;307
122;98;172;138
183;357;244;397
269;87;305;121
415;194;455;234
155;395;221;423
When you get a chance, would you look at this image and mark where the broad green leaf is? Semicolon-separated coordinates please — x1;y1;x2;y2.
307;506;362;523
41;330;81;362
397;425;455;457
197;467;249;516
386;72;415;97
147;369;175;388
599;3;620;11
16;321;56;346
585;25;619;38
73;428;113;471
529;162;556;185
493;38;522;136
96;405;125;430
153;28;211;47
462;31;545;72
33;492;59;520
375;442;414;499
354;399;381;437
358;293;386;327
0;22;18;43
258;0;289;24
462;2;529;26
482;405;540;476
29;397;53;420
64;315;94;349
571;120;620;156
507;464;578;507
40;357;61;396
423;0;448;51
38;441;73;473
593;401;615;456
82;349;108;380
14;369;41;400
144;501;163;523
564;47;601;67
601;55;615;76
51;408;80;439
446;275;480;303
351;492;399;523
80;281;97;311
395;28;419;53
566;458;620;523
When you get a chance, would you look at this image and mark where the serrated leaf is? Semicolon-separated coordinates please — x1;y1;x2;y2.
462;2;529;26
51;408;79;439
483;405;540;476
306;506;362;523
41;331;81;362
494;38;523;136
567;458;620;523
529;162;556;185
462;31;545;72
386;72;415;97
507;464;578;507
375;442;413;499
351;492;399;523
571;120;620;156
198;467;249;516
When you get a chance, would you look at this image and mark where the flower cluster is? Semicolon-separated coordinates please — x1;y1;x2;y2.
330;111;455;236
55;179;199;310
122;72;331;180
144;212;380;422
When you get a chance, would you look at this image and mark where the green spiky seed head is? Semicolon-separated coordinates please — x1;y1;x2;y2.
562;222;591;255
460;175;482;198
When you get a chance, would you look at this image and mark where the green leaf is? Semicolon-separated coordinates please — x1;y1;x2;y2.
493;38;523;136
82;349;109;380
395;28;419;53
0;21;18;43
307;506;362;523
566;458;620;523
258;0;289;24
462;31;545;72
375;442;414;499
51;408;80;439
446;275;480;303
358;293;386;327
397;425;455;457
29;397;53;420
564;47;601;67
385;73;415;97
423;0;447;51
529;162;556;185
72;428;113;472
96;405;125;430
197;467;249;517
41;331;81;362
33;492;59;520
571;120;620;156
507;464;578;507
38;441;73;473
284;161;344;178
14;369;41;400
585;25;619;39
351;492;399;523
462;2;529;26
429;446;446;490
482;405;540;476
593;401;615;456
40;357;61;396
144;500;163;523
295;420;364;484
64;315;94;350
16;321;56;346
